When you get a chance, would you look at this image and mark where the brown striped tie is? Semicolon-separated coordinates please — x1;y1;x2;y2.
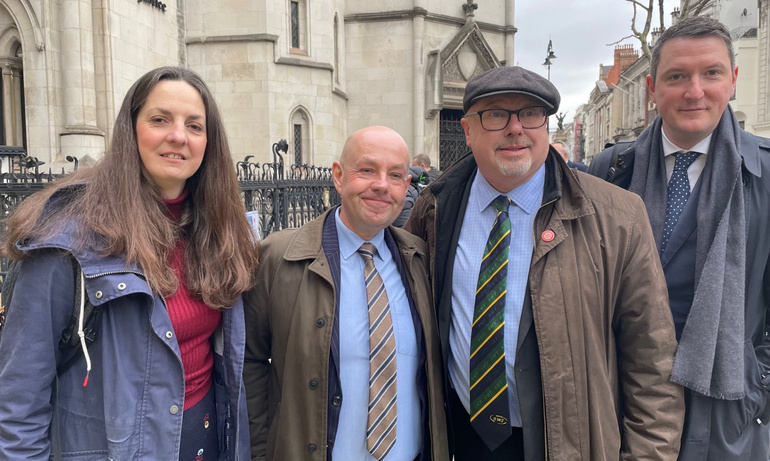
358;242;397;460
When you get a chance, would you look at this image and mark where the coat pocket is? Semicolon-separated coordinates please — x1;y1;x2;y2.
712;340;766;442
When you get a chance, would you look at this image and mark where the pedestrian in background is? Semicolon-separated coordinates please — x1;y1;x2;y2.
412;153;441;182
393;165;429;227
244;125;448;461
0;66;258;459
552;140;587;171
589;16;770;461
406;65;684;460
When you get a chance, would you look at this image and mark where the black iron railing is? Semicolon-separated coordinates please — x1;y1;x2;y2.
0;147;74;218
237;139;340;237
0;141;340;281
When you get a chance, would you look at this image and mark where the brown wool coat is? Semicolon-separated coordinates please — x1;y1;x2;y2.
405;151;685;461
243;211;449;461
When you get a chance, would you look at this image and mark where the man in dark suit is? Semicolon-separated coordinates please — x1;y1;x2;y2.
589;16;770;461
244;126;448;461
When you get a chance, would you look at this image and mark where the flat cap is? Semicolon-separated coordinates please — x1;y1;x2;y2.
463;66;561;115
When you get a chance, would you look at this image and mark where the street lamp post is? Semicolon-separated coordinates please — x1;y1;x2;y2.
543;39;556;133
542;39;556;81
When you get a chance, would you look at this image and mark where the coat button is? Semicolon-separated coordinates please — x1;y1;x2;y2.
306;444;317;453
316;318;325;327
117;282;126;290
165;331;174;339
332;395;342;406
309;379;318;390
95;290;103;299
170;405;179;415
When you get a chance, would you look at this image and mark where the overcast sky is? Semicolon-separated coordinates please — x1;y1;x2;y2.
512;1;675;125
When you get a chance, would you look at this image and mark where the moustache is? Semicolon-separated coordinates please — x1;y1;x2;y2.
497;138;533;150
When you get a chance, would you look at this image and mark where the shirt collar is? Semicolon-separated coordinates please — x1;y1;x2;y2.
661;128;712;157
472;162;545;215
335;207;387;262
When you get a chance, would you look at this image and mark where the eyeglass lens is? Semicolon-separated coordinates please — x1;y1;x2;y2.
481;107;546;130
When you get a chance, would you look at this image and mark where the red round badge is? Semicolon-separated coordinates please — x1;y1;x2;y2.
541;230;555;242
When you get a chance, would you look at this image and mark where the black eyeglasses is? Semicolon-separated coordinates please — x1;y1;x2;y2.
464;106;548;131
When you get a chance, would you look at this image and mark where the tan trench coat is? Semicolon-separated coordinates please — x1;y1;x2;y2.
406;151;685;461
243;211;448;461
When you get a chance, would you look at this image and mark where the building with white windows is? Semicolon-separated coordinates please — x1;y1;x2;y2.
0;0;517;171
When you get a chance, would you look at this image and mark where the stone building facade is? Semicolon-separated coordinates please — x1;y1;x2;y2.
0;0;516;171
758;0;770;135
614;53;652;142
579;45;637;162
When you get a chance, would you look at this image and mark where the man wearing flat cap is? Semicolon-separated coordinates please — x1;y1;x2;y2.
405;65;684;460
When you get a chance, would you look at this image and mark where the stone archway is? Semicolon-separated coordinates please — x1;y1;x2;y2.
0;26;24;147
0;0;54;163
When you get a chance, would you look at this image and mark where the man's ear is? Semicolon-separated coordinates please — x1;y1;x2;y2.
332;161;343;193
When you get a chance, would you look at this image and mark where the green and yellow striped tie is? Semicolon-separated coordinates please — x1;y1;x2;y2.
470;195;511;450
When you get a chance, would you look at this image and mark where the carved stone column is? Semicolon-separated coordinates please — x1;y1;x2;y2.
413;4;427;158
504;0;515;66
0;60;23;146
60;0;105;161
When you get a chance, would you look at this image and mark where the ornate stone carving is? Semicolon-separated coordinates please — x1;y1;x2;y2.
457;43;477;80
462;0;478;16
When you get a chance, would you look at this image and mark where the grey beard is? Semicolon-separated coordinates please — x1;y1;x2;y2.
497;156;532;177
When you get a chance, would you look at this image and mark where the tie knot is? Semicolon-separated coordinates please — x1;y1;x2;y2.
492;195;511;214
673;151;700;172
358;242;376;260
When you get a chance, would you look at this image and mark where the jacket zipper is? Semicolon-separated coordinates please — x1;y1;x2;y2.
83;269;145;279
430;193;439;299
533;197;557;461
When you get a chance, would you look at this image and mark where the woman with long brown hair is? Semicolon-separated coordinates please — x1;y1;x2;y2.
0;66;258;460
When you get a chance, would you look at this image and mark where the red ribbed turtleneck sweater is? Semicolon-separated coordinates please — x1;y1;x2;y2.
163;191;222;410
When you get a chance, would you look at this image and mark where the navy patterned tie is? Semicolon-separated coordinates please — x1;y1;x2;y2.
470;195;512;451
662;151;700;251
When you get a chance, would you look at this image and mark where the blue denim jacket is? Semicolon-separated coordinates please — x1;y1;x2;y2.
0;228;250;460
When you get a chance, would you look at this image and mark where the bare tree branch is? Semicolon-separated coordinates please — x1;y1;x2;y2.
607;34;638;46
658;0;665;30
624;0;655;62
679;0;711;20
627;0;652;10
692;0;711;15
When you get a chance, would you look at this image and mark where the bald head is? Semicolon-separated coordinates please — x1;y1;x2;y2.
333;126;411;240
340;126;410;167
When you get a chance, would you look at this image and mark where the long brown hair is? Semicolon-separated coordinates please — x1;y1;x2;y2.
2;66;259;308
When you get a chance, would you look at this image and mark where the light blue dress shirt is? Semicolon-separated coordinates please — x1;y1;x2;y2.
448;164;545;427
332;209;421;460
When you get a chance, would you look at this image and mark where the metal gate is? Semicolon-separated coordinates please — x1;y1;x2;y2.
439;109;468;170
0;141;340;281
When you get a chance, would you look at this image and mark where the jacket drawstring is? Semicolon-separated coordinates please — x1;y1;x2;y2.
76;269;92;387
